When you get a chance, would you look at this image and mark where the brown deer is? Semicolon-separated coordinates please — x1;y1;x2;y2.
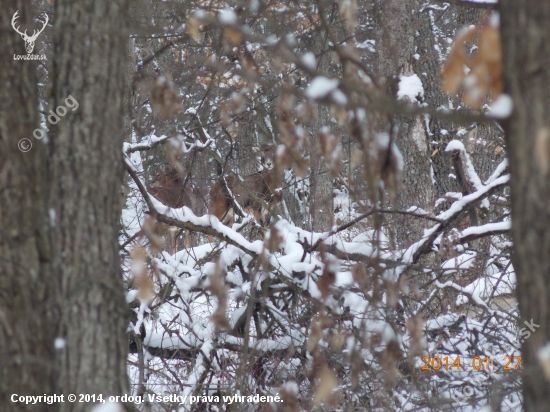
209;144;282;227
147;165;195;253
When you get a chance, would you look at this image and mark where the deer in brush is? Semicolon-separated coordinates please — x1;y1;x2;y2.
209;144;282;228
147;165;195;253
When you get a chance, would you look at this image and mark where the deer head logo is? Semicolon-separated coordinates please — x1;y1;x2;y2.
11;10;48;55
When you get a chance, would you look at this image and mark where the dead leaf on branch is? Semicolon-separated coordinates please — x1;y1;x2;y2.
277;146;310;178
339;0;358;31
206;261;230;331
151;74;183;120
307;316;323;353
406;316;426;359
132;244;154;302
313;365;338;405
278;383;300;412
186;16;202;42
442;25;477;95
142;216;165;255
265;226;283;253
442;17;502;108
224;27;243;45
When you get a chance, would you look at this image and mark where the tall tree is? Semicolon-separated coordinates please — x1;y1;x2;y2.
0;2;56;410
50;0;130;407
500;2;550;410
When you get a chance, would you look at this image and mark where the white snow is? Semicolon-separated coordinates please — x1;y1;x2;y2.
331;89;348;105
193;9;208;19
218;9;237;25
54;337;66;349
459;221;511;240
487;94;513;119
485;159;508;184
250;0;260;13
397;74;424;102
305;77;339;100
401;174;510;264
281;381;299;395
442;251;477;274
444;139;465;152
285;33;297;47
49;208;56;227
444;140;487;208
91;402;124;412
538;343;550;380
356;40;375;52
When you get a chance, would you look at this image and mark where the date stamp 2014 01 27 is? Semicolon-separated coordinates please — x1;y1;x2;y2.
421;355;522;371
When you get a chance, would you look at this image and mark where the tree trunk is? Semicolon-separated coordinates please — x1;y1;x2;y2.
375;0;435;247
51;0;130;407
0;3;56;410
500;2;550;410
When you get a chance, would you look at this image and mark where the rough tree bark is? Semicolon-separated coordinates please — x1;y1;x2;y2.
500;2;550;410
375;0;435;247
0;2;56;410
51;0;130;408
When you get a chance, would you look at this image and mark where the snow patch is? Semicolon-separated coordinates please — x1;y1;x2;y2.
218;9;237;25
305;77;339;100
487;94;513;119
301;52;316;70
54;337;66;349
444;140;465;152
397;74;424;102
91;402;124;412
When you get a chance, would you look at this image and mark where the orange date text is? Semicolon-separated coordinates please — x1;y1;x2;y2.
421;355;522;371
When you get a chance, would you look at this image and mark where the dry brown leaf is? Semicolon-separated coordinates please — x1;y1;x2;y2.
292;151;310;178
443;21;502;108
442;46;467;95
313;365;338;405
328;329;345;351
406;316;426;358
151;74;183;120
142;216;165;254
442;26;477;94
350;148;363;170
224;28;243;45
296;102;317;124
278;383;300;412
380;339;404;373
463;64;490;108
220;102;231;128
132;244;154;301
307;317;322;353
265;226;283;253
317;270;335;299
477;25;501;64
339;0;358;31
351;263;370;290
207;262;230;330
318;129;344;177
187;17;202;42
